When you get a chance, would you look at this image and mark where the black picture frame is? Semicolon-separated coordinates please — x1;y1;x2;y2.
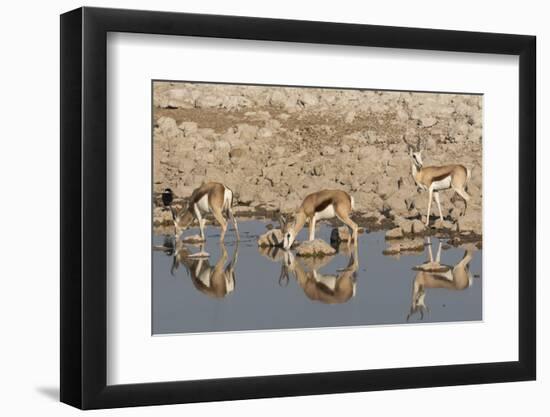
60;6;536;410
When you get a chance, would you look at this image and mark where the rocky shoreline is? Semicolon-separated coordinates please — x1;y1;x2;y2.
153;82;483;245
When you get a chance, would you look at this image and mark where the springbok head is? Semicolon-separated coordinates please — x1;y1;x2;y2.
405;137;425;168
171;203;193;238
278;212;297;250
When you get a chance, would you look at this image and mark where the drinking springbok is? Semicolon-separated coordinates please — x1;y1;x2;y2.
407;239;475;321
172;182;240;242
407;140;472;226
279;190;358;250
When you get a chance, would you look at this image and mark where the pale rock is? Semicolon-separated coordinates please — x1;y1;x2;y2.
399;238;425;253
230;147;248;159
420;117;437;127
156;117;181;140
434;219;455;230
195;95;223;108
411;219;426;234
257;127;274;139
299;92;319;107
321;146;337;156
272;146;286;157
213;140;231;151
222;95;253;110
236;124;259;141
385;227;404;240
178;121;198;135
295;239;336;257
344;111;356;124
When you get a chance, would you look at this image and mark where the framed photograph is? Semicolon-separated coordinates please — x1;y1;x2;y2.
60;6;536;409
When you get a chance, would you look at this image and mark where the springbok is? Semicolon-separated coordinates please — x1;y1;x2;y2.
279;190;358;250
278;247;358;304
407;140;472;226
407;239;475;321
171;242;239;299
172;182;239;242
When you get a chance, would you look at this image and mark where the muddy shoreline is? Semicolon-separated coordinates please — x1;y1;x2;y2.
153;207;482;250
153;82;483;244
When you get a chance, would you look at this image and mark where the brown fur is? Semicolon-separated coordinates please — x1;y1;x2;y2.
302;189;353;217
173;182;239;241
410;150;471;225
283;189;357;247
414;164;468;189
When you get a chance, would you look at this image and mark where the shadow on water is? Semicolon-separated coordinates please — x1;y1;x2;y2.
153;220;482;334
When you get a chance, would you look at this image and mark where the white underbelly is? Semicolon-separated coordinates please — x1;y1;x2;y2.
313;273;337;291
196;268;211;287
432;176;452;191
315;204;336;221
225;275;235;293
439;270;453;282
196;194;210;213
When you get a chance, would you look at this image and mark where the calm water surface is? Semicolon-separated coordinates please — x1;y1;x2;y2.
152;220;482;335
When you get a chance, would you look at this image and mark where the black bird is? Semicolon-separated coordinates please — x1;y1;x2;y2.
162;188;173;207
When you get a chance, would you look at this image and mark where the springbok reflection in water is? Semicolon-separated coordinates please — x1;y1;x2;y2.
407;238;476;321
261;244;359;304
170;239;239;298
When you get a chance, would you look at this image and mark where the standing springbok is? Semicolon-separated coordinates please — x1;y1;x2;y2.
407;140;472;226
407;239;475;321
279;190;358;250
172;182;240;242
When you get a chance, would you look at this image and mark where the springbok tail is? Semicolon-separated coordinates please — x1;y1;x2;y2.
350;195;355;211
223;186;234;212
465;166;472;192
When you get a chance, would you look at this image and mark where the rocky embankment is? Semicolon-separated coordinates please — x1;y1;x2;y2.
153;82;482;242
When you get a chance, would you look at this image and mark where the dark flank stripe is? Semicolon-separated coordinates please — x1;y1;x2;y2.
432;172;452;182
190;188;209;204
314;198;333;213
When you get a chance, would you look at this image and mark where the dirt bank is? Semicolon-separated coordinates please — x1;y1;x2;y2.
152;82;482;240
